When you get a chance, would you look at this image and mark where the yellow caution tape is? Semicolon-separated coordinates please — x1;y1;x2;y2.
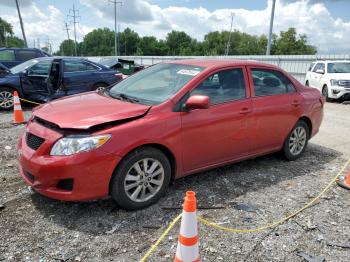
139;213;182;262
19;98;42;106
139;158;350;261
198;158;350;233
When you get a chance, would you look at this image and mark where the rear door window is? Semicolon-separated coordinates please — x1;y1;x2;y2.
64;60;100;72
0;50;15;61
252;68;296;97
17;50;39;61
191;68;246;104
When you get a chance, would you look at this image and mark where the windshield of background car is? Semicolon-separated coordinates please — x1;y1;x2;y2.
109;63;204;105
10;59;43;74
327;62;350;73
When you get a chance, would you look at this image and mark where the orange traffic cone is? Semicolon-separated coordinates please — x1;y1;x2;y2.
13;91;25;124
337;171;350;190
174;191;199;262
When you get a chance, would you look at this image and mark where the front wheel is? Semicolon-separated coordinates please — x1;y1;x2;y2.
322;85;332;102
0;87;14;111
282;121;309;161
110;147;171;210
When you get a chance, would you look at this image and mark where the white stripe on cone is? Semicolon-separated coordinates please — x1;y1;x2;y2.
179;211;198;237
176;242;199;262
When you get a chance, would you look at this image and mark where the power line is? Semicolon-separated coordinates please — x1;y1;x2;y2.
67;4;81;56
15;0;27;47
108;0;123;57
225;12;234;56
266;0;276;55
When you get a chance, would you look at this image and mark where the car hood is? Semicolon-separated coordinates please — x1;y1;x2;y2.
326;73;350;79
33;92;151;129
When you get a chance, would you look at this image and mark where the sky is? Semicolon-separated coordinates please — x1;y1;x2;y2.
0;0;350;54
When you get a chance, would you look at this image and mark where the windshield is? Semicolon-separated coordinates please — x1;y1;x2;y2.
109;63;204;105
327;62;350;73
10;59;41;74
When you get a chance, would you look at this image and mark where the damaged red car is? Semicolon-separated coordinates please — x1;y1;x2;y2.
17;60;324;209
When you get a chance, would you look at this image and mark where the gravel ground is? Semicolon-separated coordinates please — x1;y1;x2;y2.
1;103;350;262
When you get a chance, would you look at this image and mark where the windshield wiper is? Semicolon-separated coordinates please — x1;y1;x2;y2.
110;92;140;103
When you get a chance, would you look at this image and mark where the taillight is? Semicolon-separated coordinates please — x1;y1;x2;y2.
115;73;127;79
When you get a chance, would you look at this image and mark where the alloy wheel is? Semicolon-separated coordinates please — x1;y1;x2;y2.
124;158;165;203
289;126;307;156
0;90;14;109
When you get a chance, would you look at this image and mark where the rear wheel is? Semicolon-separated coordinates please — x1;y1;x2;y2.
93;83;108;92
282;120;309;161
110;147;171;210
322;85;332;102
0;87;14;111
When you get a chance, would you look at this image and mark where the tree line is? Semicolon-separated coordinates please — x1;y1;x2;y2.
0;16;317;56
56;27;317;56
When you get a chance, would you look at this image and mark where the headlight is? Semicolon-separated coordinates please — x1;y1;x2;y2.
330;79;339;86
330;79;349;86
50;134;111;156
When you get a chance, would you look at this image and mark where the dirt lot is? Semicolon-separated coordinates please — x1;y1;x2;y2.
1;103;350;262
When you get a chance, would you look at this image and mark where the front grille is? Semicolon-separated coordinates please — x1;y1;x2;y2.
26;133;45;150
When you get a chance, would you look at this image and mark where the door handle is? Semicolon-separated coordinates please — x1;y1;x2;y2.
239;107;252;114
291;100;300;106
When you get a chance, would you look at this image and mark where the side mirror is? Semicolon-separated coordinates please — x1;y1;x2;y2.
184;95;210;111
315;69;324;74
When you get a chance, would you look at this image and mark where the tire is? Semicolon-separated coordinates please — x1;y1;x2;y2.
322;85;332;102
282;120;310;161
305;80;309;87
93;83;108;92
110;147;171;210
0;87;14;111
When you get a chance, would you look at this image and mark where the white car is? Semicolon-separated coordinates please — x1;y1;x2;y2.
305;60;350;101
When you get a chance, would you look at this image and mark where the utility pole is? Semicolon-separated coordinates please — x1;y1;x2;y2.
68;4;80;56
266;0;276;55
225;12;234;56
15;0;28;47
109;0;123;57
63;22;72;56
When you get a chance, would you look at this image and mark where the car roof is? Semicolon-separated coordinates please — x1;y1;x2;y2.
168;59;281;70
312;60;350;63
0;47;44;52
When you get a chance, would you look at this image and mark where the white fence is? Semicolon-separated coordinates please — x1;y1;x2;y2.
89;55;350;83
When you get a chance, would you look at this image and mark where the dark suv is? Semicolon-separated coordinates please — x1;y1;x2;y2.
0;48;50;68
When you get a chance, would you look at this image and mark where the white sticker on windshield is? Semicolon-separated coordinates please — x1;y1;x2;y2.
177;69;201;76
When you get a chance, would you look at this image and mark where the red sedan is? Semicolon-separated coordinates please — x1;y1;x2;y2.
17;60;324;209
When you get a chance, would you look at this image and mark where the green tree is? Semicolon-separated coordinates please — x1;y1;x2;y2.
80;28;114;56
55;39;75;56
0;17;13;46
166;31;193;55
119;28;140;55
272;28;316;55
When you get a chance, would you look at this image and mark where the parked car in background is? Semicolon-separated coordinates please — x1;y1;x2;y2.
0;48;50;68
305;60;350;101
0;57;122;110
88;57;145;75
18;60;324;209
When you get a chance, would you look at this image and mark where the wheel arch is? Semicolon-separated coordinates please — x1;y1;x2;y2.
0;84;22;96
108;143;177;193
298;116;312;139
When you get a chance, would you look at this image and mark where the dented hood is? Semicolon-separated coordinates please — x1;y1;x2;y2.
34;92;151;129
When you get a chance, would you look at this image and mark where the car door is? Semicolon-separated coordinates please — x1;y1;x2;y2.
61;59;101;95
20;59;52;101
248;67;303;154
309;62;325;90
180;67;253;172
